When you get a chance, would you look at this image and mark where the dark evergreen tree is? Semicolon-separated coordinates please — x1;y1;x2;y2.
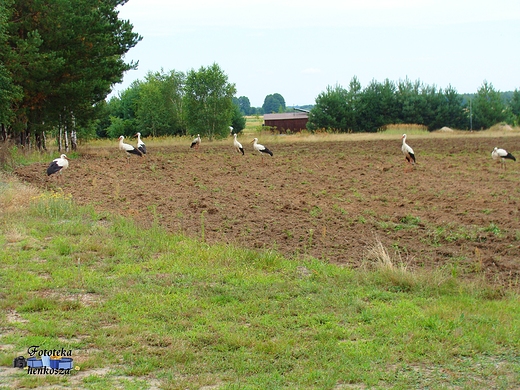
357;79;398;132
307;84;349;132
472;81;507;129
431;85;467;130
509;89;520;125
230;104;246;134
1;0;141;147
0;3;21;135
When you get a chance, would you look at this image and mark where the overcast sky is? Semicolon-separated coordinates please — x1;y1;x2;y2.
112;0;520;107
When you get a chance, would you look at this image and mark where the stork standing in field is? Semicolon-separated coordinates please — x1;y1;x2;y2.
251;137;273;162
233;133;244;156
401;134;416;171
118;135;143;163
491;147;516;170
190;134;201;150
47;154;70;183
134;132;146;155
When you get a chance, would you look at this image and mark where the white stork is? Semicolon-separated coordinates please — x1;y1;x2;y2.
233;133;244;156
118;135;143;163
190;134;201;149
47;154;70;182
401;134;416;171
134;132;146;155
251;138;273;161
491;147;516;170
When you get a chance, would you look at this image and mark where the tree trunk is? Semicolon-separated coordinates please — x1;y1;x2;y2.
20;125;30;148
58;123;63;154
35;131;42;150
71;129;77;150
0;123;6;142
64;126;69;152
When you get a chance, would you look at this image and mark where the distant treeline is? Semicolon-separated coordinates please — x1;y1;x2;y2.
2;0;519;154
236;80;520;133
305;77;520;133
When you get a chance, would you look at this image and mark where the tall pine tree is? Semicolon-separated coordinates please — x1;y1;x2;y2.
1;0;141;148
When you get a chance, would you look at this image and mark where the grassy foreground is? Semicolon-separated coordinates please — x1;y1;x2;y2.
0;174;519;389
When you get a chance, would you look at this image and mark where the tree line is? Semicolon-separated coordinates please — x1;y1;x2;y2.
104;85;287;141
235;93;287;116
102;65;240;141
307;77;520;133
2;0;519;150
0;1;241;148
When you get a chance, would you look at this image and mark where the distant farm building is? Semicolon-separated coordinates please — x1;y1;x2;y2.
263;112;309;133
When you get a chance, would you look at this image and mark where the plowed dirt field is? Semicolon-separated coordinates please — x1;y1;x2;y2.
15;134;520;288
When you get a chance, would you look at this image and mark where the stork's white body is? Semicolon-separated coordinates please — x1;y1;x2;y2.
190;134;201;149
135;132;146;155
47;154;70;182
492;147;516;169
233;134;244;155
252;138;273;157
401;134;416;170
119;135;143;163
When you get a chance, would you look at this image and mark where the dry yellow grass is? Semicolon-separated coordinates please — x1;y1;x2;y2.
4;226;26;244
0;173;40;213
31;121;520;156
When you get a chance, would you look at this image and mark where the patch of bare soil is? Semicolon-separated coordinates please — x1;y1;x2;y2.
15;136;520;289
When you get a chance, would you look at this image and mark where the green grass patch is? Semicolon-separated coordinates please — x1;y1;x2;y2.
379;123;430;136
0;184;519;389
0;145;79;172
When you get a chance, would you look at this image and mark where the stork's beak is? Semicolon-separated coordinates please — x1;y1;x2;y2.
64;156;71;160
250;139;255;144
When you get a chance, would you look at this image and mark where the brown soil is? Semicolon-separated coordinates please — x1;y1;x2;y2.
15;136;520;289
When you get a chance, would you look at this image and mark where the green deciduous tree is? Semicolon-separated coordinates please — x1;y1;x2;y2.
105;82;140;138
262;93;286;114
184;63;236;140
136;70;186;137
234;96;252;115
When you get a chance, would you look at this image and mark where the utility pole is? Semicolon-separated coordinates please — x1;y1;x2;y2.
469;99;473;131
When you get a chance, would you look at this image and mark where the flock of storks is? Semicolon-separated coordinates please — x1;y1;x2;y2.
46;132;516;181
